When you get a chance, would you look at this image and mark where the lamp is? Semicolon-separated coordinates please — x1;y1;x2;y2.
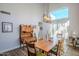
43;15;52;23
72;32;76;38
33;25;39;41
44;15;50;20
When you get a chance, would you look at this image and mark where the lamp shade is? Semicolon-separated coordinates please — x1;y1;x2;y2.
43;15;52;23
44;16;50;20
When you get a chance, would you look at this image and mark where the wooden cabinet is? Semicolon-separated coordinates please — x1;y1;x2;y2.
19;25;36;47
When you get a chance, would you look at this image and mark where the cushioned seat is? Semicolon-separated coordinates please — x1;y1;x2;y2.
36;52;46;56
52;46;57;53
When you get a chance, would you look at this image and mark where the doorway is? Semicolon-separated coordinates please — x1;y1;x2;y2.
49;20;69;39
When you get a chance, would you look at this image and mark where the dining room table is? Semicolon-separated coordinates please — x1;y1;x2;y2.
35;39;54;53
35;35;59;53
24;36;59;55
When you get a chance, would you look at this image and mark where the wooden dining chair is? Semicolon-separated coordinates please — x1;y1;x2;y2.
27;43;46;56
27;43;36;56
51;39;64;56
19;25;37;48
57;39;64;56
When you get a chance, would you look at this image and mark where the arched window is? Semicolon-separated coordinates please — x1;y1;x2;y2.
50;7;68;20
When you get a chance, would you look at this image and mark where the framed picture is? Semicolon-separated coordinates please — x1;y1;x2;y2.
2;22;13;32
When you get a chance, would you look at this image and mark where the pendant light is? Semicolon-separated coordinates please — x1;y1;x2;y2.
43;14;52;23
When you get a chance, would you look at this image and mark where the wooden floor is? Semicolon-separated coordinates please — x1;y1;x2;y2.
0;40;79;56
0;47;28;56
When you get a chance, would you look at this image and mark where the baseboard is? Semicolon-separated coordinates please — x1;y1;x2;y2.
76;45;79;47
0;45;20;53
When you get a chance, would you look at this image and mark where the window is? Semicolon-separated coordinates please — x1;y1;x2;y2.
50;7;68;20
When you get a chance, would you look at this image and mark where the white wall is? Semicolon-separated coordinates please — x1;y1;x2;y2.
48;3;79;37
0;3;43;53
